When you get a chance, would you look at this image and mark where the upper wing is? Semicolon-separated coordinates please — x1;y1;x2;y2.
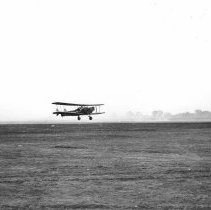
52;102;104;106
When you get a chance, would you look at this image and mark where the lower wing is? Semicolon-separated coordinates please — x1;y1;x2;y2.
53;111;105;116
53;111;79;116
90;112;105;115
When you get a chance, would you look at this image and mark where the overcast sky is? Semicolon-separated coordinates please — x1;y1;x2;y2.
0;0;210;121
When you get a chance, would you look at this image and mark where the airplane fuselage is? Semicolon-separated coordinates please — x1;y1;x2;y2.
53;106;95;117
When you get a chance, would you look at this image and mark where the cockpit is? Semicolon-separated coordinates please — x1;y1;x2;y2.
74;107;83;112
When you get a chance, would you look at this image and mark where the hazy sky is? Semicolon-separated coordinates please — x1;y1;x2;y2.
0;0;211;121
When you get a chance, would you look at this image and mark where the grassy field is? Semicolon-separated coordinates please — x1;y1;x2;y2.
0;123;210;209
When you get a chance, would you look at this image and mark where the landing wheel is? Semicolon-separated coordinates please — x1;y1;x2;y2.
89;116;93;120
77;116;81;120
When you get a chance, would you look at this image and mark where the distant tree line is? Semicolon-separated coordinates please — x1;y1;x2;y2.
124;110;211;121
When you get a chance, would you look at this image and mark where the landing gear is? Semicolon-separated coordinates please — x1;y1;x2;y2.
77;116;81;120
89;116;93;120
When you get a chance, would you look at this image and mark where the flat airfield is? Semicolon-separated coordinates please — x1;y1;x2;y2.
0;123;210;209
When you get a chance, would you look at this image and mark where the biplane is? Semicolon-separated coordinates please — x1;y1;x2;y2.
52;102;105;120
